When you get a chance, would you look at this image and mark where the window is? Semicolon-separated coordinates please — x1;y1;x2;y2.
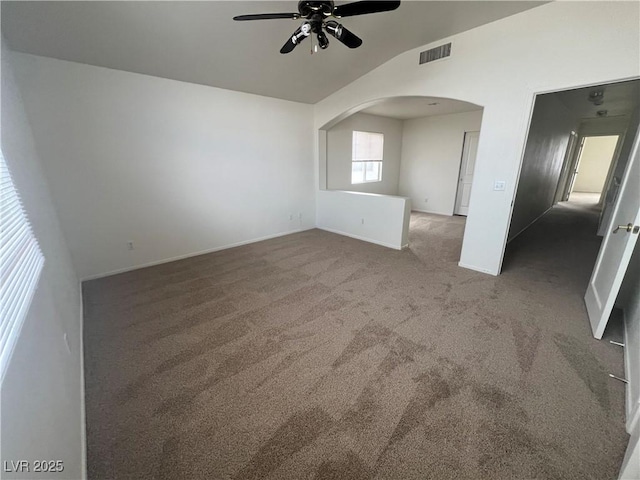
1;151;44;382
352;131;383;184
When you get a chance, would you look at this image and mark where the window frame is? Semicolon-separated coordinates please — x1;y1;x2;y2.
351;130;384;185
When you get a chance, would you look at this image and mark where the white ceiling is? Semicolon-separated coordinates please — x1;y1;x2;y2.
555;79;640;120
355;80;639;124
346;81;638;128
1;1;545;104
360;96;482;120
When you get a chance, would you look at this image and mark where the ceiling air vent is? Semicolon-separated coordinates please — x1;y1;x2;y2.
419;43;452;65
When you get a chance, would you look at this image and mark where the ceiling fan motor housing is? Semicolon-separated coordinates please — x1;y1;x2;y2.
298;1;335;17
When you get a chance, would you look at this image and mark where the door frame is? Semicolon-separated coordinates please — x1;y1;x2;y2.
564;135;586;201
498;76;639;276
598;133;625;206
554;130;579;204
565;133;624;203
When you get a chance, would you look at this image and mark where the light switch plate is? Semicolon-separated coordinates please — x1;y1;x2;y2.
494;180;506;191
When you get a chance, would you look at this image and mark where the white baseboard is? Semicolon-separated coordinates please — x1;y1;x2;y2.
81;227;314;281
317;227;403;251
411;208;453;216
458;261;497;276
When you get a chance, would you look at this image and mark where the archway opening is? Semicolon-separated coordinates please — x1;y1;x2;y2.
317;95;484;262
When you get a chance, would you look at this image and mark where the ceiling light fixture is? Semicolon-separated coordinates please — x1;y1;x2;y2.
588;89;605;106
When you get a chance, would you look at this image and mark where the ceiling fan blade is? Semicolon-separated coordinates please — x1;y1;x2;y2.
324;21;362;48
280;25;310;54
333;1;400;18
233;13;300;21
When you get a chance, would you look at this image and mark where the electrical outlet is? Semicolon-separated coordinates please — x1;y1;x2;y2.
289;214;294;221
127;241;134;250
361;218;365;225
424;198;429;203
493;180;506;191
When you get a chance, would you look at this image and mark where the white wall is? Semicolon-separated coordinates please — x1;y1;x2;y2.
313;1;640;275
11;53;316;280
619;424;640;479
617;242;640;431
624;269;640;432
509;94;579;241
327;112;402;195
399;110;483;215
1;44;84;479
316;190;410;250
573;135;619;193
617;242;640;478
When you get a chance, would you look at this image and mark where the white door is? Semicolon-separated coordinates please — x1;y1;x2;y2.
585;125;640;339
454;131;480;216
598;134;626;236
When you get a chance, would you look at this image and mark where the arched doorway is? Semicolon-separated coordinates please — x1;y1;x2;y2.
317;95;484;261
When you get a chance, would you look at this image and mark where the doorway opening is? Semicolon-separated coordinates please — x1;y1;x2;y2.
505;78;639;339
554;132;623;212
562;134;621;206
503;79;640;458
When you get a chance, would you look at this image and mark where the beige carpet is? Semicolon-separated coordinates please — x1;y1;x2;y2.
83;200;628;480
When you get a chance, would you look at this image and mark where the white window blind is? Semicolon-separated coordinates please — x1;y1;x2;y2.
352;131;384;162
0;151;44;381
352;131;384;184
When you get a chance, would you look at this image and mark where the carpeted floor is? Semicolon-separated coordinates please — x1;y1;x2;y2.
83;198;629;480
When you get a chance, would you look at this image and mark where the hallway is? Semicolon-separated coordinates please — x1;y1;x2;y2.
502;194;604;293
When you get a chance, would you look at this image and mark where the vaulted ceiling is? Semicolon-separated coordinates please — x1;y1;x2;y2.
2;1;545;103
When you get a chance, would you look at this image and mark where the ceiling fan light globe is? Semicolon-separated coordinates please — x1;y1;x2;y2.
317;31;329;49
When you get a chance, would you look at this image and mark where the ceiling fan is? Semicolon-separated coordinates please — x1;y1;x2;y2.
233;1;401;54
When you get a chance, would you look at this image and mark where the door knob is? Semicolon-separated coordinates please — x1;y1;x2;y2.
613;223;635;234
